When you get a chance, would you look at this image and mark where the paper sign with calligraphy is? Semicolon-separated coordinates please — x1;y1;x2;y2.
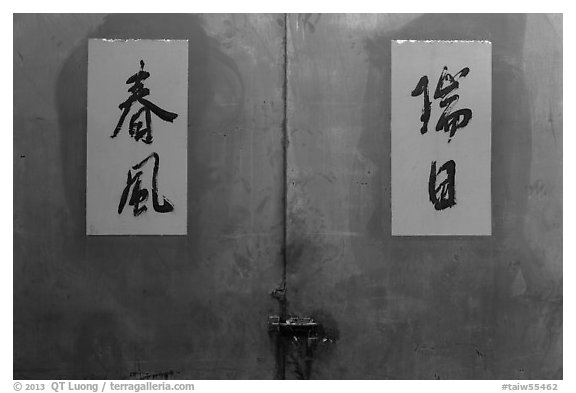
391;40;491;236
87;39;188;235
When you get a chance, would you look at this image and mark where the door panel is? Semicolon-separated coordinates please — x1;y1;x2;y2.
285;14;561;379
14;14;285;379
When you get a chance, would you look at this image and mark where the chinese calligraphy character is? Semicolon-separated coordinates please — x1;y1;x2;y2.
111;60;178;144
428;159;456;211
118;152;174;216
411;66;472;142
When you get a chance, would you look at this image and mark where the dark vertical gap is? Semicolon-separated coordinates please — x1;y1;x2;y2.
281;15;288;303
275;12;289;380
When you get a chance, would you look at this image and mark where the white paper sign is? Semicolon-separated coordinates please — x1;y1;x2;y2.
391;40;491;236
87;39;188;235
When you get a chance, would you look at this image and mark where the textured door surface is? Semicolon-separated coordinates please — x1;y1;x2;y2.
284;14;561;379
14;14;562;380
14;14;286;379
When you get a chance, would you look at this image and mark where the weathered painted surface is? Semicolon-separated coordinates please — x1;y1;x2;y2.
285;14;562;379
14;13;562;380
14;14;286;379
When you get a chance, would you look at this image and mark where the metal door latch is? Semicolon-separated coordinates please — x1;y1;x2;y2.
268;315;320;346
268;316;318;333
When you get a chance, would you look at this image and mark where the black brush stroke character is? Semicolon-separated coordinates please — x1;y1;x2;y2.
428;159;456;210
111;60;178;144
411;66;472;142
118;152;174;216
